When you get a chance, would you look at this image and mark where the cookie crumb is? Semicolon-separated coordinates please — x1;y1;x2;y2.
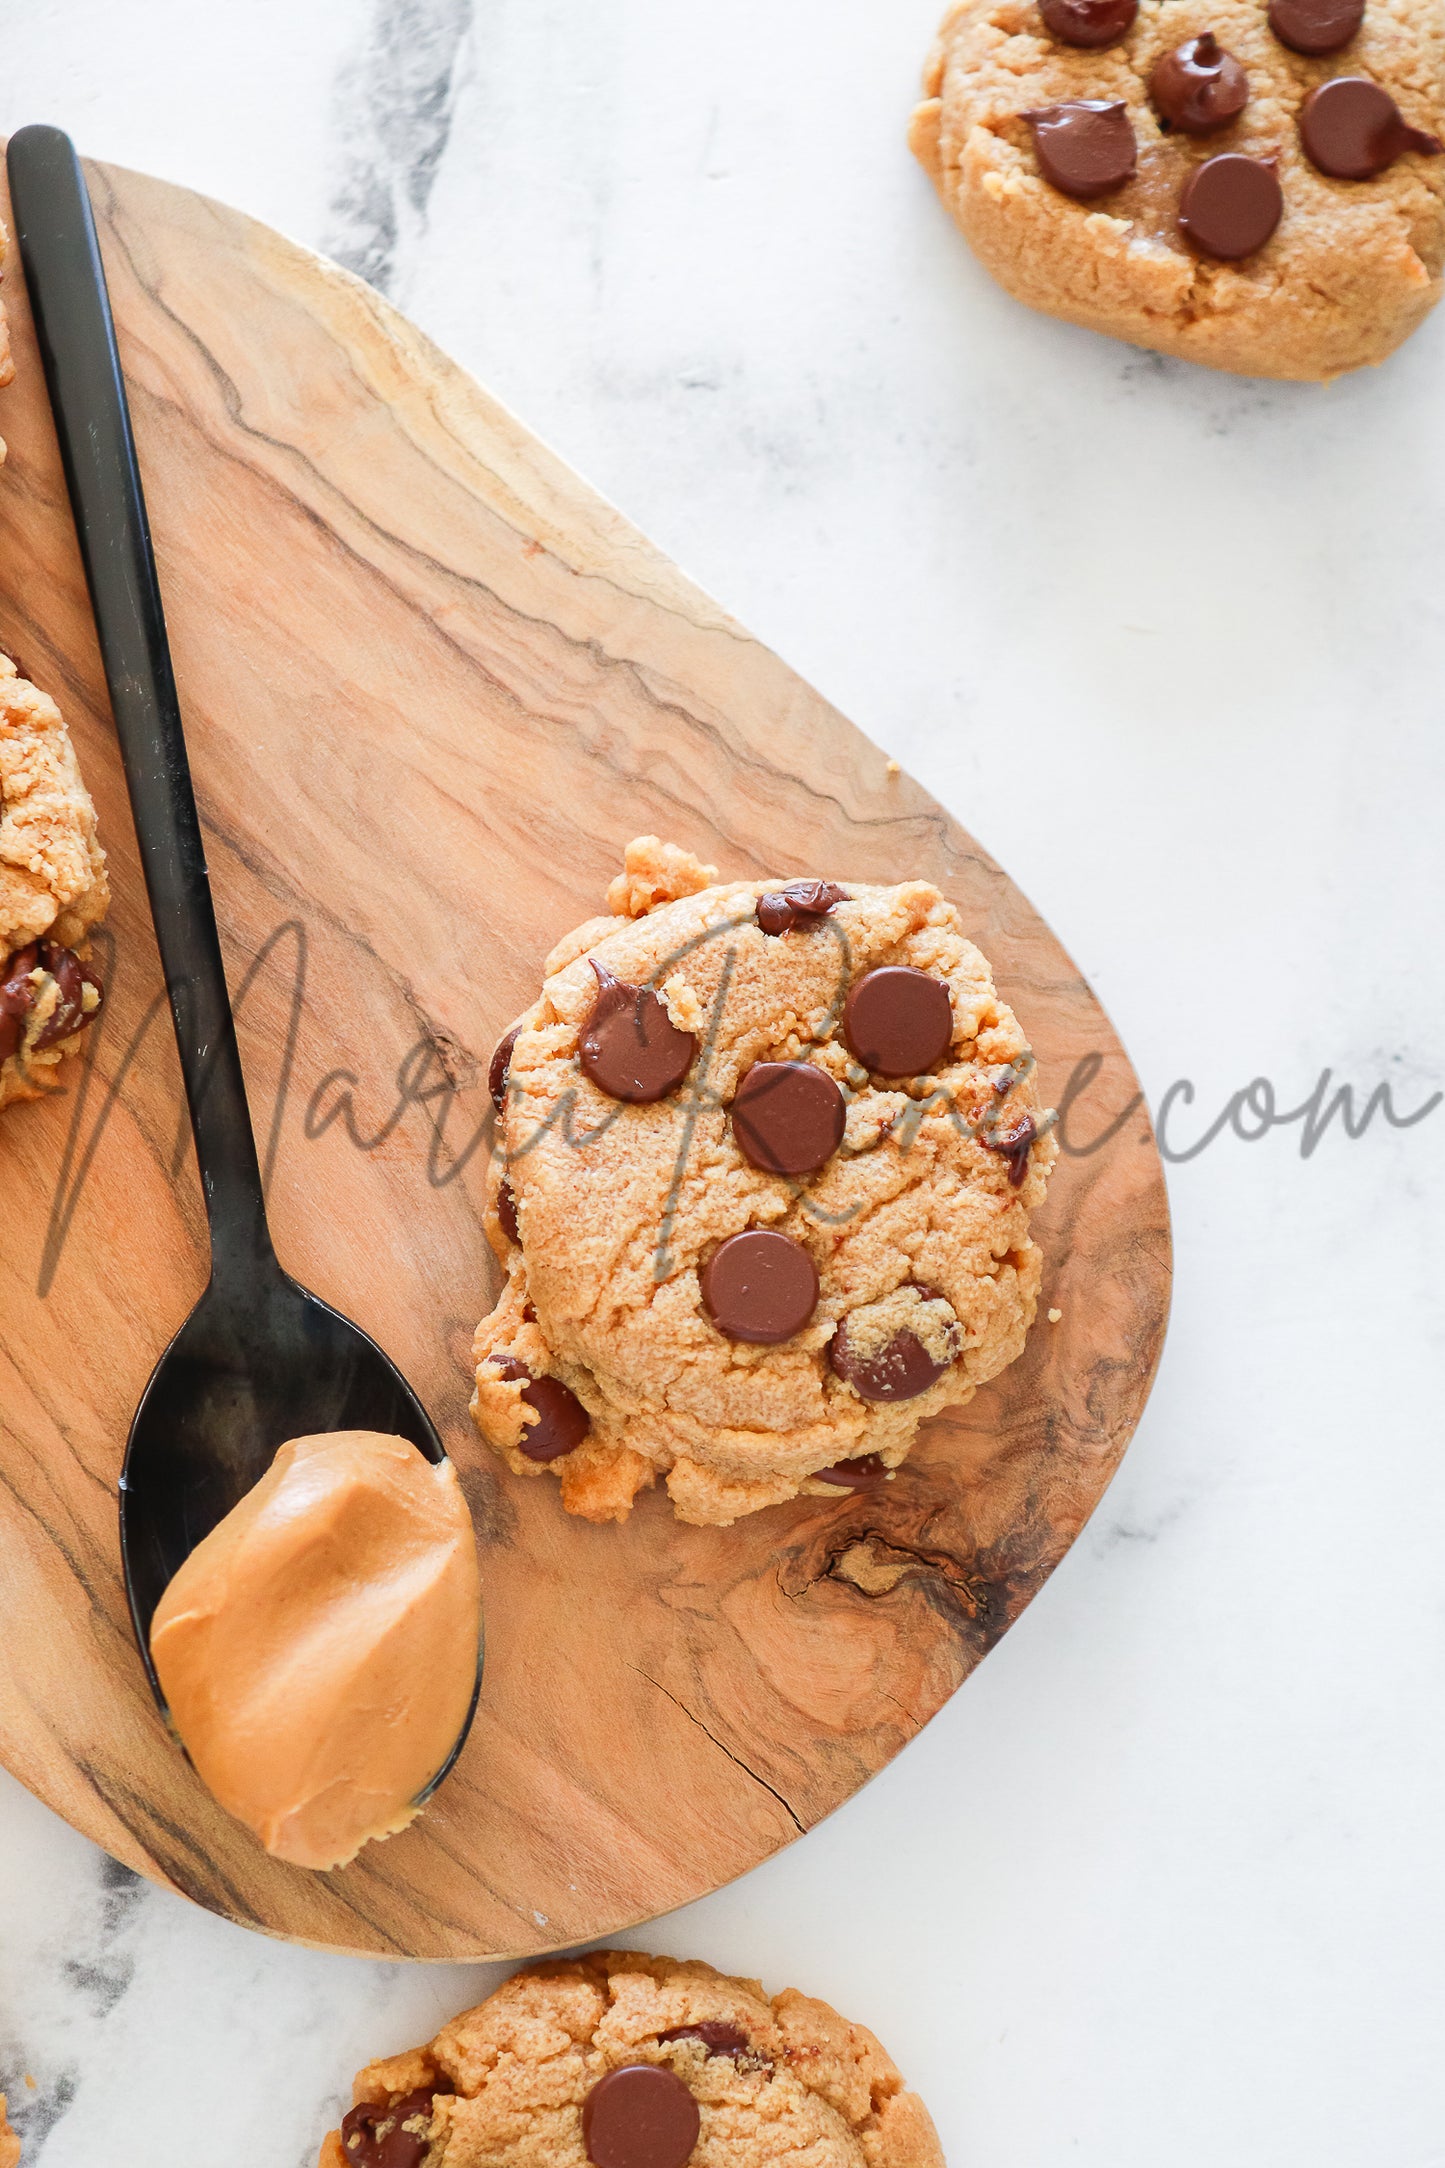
606;835;718;919
1048;1306;1062;1323
886;757;901;776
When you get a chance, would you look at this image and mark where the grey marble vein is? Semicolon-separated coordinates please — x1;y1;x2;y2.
323;0;474;296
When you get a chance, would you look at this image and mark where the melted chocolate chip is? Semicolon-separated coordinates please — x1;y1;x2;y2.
830;1292;958;1404
842;966;953;1077
1023;101;1137;198
1038;0;1138;46
755;880;847;937
1267;0;1364;54
0;940;103;1065
341;2088;437;2168
489;1023;521;1110
491;1356;590;1461
582;2065;700;2168
982;1111;1038;1187
580;961;696;1103
814;1453;890;1490
1150;34;1249;133
700;1229;820;1344
1298;76;1442;179
497;1176;521;1245
1178;153;1283;258
731;1062;846;1177
657;2023;752;2059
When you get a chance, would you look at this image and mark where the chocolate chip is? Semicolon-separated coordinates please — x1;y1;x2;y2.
582;2065;701;2168
489;1024;521;1110
700;1229;819;1344
1298;76;1442;179
341;2088;437;2168
1178;153;1283;258
0;941;103;1064
1023;101;1137;198
1150;34;1249;133
1267;0;1364;53
830;1294;958;1404
491;1356;590;1461
657;2023;752;2059
814;1453;890;1489
497;1175;521;1245
982;1111;1037;1187
1038;0;1138;46
580;961;696;1104
842;966;953;1077
731;1062;846;1177
755;879;847;937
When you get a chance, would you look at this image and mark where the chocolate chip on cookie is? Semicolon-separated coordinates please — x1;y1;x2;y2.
1022;100;1137;198
657;2023;753;2059
580;960;696;1103
731;1061;846;1177
491;1356;590;1461
489;1023;521;1110
701;1229;820;1344
843;965;953;1076
1038;0;1137;47
982;1111;1038;1187
814;1453;891;1489
831;1290;961;1403
1298;76;1443;179
1178;153;1283;259
582;2065;700;2168
341;2088;436;2168
1150;34;1249;133
497;1175;521;1245
755;879;847;937
1267;0;1364;54
0;941;104;1065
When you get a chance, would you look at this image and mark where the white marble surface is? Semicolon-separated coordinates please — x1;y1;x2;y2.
3;4;1445;2163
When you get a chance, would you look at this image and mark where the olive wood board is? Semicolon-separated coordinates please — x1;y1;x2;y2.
0;154;1171;1960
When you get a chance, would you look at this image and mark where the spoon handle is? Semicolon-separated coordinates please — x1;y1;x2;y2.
8;125;272;1277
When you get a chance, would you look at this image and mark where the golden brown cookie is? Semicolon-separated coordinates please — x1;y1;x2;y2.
318;1950;944;2168
471;836;1053;1528
0;655;109;1111
911;0;1445;379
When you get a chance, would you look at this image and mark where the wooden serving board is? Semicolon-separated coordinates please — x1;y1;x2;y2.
0;156;1171;1960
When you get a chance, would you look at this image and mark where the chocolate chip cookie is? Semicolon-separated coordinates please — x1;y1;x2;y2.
0;656;109;1111
318;1950;944;2168
911;0;1445;378
471;836;1054;1527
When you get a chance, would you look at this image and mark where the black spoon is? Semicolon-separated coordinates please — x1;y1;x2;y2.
7;126;480;1801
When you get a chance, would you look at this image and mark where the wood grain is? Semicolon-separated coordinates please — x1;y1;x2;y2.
0;156;1171;1960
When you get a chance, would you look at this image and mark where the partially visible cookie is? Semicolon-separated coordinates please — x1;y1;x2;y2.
318;1949;945;2168
911;0;1445;379
471;836;1054;1528
0;655;109;1111
0;2093;19;2168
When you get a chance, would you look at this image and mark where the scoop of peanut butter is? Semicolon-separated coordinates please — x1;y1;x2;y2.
150;1431;480;1871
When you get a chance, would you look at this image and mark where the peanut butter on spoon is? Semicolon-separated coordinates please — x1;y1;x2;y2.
150;1432;481;1871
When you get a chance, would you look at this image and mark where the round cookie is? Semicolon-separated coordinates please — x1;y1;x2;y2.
910;0;1445;380
317;1949;945;2168
470;835;1054;1528
0;655;109;1111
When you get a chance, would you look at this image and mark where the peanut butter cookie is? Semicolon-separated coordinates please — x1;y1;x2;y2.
0;655;109;1111
319;1950;944;2168
911;0;1445;378
470;837;1053;1528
